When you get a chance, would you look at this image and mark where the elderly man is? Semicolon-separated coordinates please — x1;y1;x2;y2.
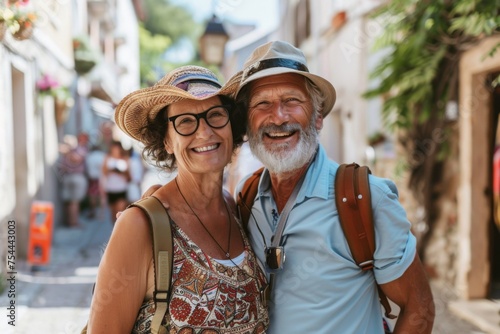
233;41;434;333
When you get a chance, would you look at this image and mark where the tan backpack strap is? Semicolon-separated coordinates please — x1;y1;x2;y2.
335;163;396;319
237;167;264;229
130;196;173;334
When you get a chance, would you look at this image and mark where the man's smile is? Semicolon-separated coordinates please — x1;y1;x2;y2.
265;130;296;139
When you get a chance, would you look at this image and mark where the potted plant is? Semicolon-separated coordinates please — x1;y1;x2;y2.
36;74;74;126
7;2;36;40
73;36;99;75
0;7;8;41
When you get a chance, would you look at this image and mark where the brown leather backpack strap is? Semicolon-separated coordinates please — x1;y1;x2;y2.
335;163;375;269
237;167;264;229
335;163;396;319
355;165;376;257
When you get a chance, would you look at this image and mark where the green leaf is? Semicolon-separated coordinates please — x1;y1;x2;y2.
451;0;478;15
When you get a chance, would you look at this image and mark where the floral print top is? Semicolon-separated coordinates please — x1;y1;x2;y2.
132;218;269;334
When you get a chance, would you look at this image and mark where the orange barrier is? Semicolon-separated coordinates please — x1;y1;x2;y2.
27;201;54;266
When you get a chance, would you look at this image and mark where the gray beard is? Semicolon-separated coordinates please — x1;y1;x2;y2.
248;122;318;174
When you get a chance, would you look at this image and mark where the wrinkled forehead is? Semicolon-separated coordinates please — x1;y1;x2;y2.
249;73;308;97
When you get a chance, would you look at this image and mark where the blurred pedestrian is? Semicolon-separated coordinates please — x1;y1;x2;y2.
101;140;131;224
126;147;144;204
59;132;89;228
85;144;106;219
494;145;500;231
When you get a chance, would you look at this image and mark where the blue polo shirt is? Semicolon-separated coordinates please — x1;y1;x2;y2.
235;145;416;333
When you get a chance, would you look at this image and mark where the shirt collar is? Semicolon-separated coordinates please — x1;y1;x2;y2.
256;145;334;203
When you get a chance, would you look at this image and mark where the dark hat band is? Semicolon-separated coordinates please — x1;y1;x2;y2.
175;79;222;91
241;58;309;82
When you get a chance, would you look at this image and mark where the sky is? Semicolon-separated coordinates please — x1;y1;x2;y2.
170;0;279;29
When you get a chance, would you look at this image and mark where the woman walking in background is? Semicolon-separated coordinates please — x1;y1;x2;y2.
101;140;130;224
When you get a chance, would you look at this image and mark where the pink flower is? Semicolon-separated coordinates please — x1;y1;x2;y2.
36;74;59;91
16;1;31;6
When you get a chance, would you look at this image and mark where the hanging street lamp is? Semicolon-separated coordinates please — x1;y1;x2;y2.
199;15;229;66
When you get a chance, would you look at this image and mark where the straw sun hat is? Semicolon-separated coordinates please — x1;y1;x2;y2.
234;40;337;117
115;65;241;142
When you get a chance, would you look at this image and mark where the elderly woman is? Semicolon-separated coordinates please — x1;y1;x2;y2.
87;66;269;333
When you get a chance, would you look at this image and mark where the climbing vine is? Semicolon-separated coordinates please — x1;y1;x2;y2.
364;0;500;257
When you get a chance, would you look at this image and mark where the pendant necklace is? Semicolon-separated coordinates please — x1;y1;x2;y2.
175;178;267;305
175;177;232;259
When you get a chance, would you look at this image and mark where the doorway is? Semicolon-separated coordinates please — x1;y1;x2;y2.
11;65;30;259
457;36;500;299
490;72;500;300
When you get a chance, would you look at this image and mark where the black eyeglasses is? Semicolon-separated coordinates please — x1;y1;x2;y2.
168;105;231;136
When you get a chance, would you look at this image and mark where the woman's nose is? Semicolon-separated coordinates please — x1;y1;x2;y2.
195;118;214;138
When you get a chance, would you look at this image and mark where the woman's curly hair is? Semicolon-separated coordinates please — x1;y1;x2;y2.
139;95;246;171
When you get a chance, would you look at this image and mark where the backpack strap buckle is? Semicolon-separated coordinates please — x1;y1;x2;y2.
154;290;170;303
359;260;374;270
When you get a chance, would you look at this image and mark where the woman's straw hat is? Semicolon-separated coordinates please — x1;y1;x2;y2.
115;65;240;142
234;40;336;117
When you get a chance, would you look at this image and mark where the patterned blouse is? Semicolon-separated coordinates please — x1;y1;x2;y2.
132;218;269;333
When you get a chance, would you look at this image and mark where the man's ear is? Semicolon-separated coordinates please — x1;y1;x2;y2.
315;112;324;131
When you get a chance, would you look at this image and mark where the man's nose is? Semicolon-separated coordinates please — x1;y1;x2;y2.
268;102;289;125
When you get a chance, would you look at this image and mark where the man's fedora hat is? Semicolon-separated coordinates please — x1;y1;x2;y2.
235;40;336;117
115;65;241;142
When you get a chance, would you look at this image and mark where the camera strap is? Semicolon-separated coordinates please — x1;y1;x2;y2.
270;168;308;249
265;160;311;299
270;148;318;251
265;173;304;298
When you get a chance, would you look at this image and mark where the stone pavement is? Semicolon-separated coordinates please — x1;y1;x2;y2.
431;281;498;334
0;206;497;333
0;208;113;334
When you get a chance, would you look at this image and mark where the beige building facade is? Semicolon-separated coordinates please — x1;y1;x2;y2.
0;0;75;262
0;0;141;282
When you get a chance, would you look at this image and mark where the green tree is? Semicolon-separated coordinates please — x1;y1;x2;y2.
139;24;172;86
139;0;203;86
143;0;200;43
364;0;500;256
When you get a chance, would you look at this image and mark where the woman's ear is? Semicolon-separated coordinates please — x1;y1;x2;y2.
162;106;173;154
164;137;172;154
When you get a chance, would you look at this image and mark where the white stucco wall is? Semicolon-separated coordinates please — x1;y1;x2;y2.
0;0;75;262
114;0;141;149
115;1;140;97
0;49;16;220
301;0;386;164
